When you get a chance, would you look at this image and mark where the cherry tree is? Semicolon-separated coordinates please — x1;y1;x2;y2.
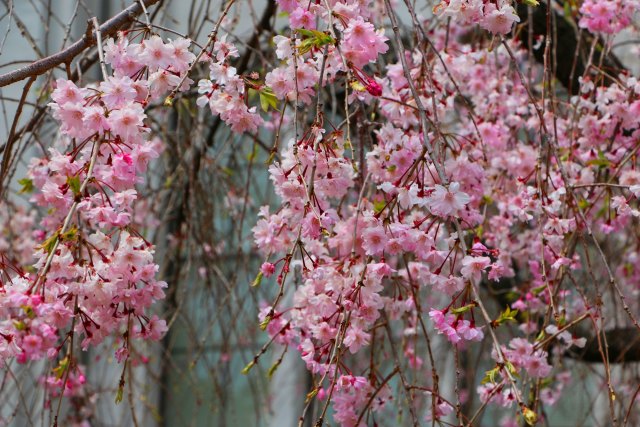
0;0;639;426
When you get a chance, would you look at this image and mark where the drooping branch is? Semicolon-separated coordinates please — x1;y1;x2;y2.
0;0;161;88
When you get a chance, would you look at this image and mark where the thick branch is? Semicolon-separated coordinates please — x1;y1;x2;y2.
0;0;160;88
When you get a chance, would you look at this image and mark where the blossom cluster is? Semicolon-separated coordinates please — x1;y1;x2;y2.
434;0;521;34
0;32;197;405
241;1;640;424
197;35;263;133
579;0;640;35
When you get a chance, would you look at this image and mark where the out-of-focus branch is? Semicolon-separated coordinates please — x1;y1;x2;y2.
0;0;160;87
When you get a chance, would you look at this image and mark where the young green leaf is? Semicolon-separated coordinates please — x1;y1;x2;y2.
18;177;34;194
67;175;81;196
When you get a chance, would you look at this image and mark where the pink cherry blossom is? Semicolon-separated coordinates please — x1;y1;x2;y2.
460;255;491;283
428;182;470;217
140;35;173;70
290;7;316;29
361;225;388;256
480;3;520;34
342;17;389;67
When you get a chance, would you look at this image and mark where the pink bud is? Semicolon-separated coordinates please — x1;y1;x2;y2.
261;262;276;277
366;78;382;97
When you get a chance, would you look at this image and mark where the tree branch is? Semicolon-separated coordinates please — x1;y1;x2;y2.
0;0;160;88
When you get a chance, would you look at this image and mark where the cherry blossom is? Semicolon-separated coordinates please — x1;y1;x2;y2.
428;182;471;217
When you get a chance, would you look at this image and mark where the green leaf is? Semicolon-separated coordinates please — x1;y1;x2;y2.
267;360;281;379
557;313;566;327
523;407;538;426
247;143;259;162
586;151;611;168
241;360;255;375
39;232;60;254
305;387;319;403
53;357;70;380
115;384;124;404
373;200;386;214
481;366;500;385
13;320;26;331
18;178;33;194
60;226;78;242
625;263;633;276
350;80;366;93
296;29;335;55
21;305;35;319
481;194;493;205
539;377;553;389
494;306;518;326
265;151;277;165
259;314;272;331
252;271;263;287
67;175;81;196
451;303;477;315
259;88;279;112
577;198;590;210
531;284;546;296
505;361;519;378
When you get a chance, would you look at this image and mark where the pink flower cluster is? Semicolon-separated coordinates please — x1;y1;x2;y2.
332;375;392;427
261;3;388;107
341;17;389;67
0;31;192;371
243;5;640;422
0;204;37;266
43;365;86;398
579;0;640;35
197;36;263;133
500;338;552;379
429;308;484;344
4;0;639;422
435;0;520;34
